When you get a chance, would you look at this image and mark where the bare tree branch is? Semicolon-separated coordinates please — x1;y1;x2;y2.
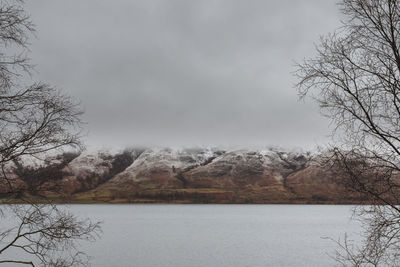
0;1;100;266
296;0;400;265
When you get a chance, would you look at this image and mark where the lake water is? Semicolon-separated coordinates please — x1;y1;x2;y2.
2;204;362;266
76;204;361;267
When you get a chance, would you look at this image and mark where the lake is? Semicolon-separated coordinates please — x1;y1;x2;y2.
76;204;361;267
2;204;362;266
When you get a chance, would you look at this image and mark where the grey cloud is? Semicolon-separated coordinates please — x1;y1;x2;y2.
25;0;341;150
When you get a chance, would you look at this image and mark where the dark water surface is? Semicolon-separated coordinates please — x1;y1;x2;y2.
70;204;361;267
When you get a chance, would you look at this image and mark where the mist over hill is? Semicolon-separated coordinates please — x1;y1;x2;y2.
1;147;363;204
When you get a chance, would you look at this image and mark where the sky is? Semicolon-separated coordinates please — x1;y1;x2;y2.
25;0;342;150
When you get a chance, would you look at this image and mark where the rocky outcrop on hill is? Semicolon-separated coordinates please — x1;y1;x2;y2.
0;147;362;204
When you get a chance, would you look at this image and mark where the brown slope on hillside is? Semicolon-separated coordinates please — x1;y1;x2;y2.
0;147;363;203
69;148;361;204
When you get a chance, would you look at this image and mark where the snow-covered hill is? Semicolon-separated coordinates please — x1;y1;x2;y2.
0;147;361;204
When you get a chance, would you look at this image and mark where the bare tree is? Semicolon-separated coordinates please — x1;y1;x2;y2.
0;1;100;266
296;0;400;265
0;204;100;267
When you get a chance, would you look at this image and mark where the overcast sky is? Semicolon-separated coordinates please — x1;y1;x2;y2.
25;0;342;150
